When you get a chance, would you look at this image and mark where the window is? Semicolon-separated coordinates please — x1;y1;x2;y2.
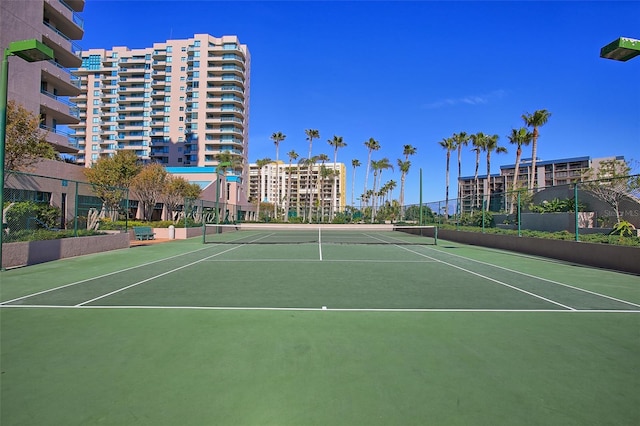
194;40;201;47
92;126;99;132
179;117;184;122
166;46;173;53
93;100;100;105
94;81;100;88
92;117;100;123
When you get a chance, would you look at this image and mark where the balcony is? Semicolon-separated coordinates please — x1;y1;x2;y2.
42;21;82;67
44;0;84;40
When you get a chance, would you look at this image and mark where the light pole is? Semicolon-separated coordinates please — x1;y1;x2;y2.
1;39;54;270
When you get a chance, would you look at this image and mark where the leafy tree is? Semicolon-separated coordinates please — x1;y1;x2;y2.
522;109;551;189
84;150;141;220
131;164;167;221
4;100;57;176
583;158;639;224
160;175;201;222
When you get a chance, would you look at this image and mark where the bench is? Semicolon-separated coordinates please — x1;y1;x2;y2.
133;226;155;240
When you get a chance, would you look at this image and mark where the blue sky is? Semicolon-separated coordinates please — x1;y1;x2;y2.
80;0;639;205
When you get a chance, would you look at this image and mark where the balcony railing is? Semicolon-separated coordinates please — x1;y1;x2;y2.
58;0;85;29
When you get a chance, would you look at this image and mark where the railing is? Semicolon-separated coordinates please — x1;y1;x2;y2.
58;0;84;29
43;21;82;56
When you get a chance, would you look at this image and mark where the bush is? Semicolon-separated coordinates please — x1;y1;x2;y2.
5;201;60;231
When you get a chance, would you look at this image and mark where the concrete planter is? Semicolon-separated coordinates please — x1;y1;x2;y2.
2;233;130;269
437;229;640;275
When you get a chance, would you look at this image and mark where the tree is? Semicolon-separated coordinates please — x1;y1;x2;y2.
452;132;469;203
506;127;533;213
254;158;272;221
438;136;456;219
304;129;320;222
130;163;168;221
284;150;299;222
363;137;380;201
583;158;639;224
314;154;329;221
470;132;487;210
397;159;411;215
351;159;361;208
398;144;417;216
484;134;507;211
160;175;201;222
84;150;141;220
327;135;346;218
370;158;393;222
215;151;243;205
4;100;57;176
522;109;551;190
270;131;286;218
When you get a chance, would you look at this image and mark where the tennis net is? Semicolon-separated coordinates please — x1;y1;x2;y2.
203;224;437;245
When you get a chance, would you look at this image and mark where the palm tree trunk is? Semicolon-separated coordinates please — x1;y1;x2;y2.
529;129;538;190
445;152;450;220
486;153;492;212
510;147;522;214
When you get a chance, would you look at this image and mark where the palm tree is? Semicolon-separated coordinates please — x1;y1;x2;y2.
215;151;243;214
351;159;361;208
452;132;469;205
439;136;456;219
270;131;286;219
484;134;507;211
363;137;380;201
370;158;393;222
507;127;533;213
399;144;417;216
397;159;411;216
470;132;487;210
386;179;397;203
328;135;347;218
285;149;299;221
403;144;417;161
255;158;272;221
522;109;551;190
314;154;329;221
304;129;320;222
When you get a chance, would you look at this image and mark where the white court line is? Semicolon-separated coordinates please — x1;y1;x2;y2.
0;245;215;305
203;258;437;263
419;241;640;309
1;231;265;306
1;304;638;314
74;232;275;307
75;244;246;306
364;234;576;310
318;227;323;261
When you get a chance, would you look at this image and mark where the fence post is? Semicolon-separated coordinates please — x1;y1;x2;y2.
73;181;79;236
574;183;579;242
517;191;521;237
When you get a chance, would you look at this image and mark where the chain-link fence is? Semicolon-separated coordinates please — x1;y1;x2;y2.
406;175;640;241
2;171;130;242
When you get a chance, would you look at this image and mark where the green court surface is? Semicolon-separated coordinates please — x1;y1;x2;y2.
1;235;639;425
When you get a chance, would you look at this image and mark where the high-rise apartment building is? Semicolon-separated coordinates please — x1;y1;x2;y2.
69;34;250;180
248;161;347;220
457;156;624;213
1;0;85;155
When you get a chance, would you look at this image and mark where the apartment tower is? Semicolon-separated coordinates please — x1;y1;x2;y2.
1;0;85;155
70;34;249;186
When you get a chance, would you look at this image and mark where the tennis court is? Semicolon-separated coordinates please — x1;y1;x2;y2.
1;226;639;425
